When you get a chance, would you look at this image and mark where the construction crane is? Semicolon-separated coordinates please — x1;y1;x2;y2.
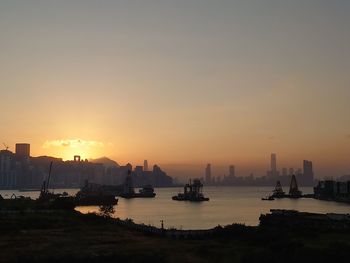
2;143;9;151
40;161;53;195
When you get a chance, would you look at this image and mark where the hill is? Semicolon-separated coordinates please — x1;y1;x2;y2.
89;157;120;168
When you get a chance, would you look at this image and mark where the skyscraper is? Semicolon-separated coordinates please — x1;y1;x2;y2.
143;160;149;171
270;153;277;177
205;164;211;184
303;160;314;185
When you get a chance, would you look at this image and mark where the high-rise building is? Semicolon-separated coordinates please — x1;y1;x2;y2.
229;165;235;178
143;160;149;171
15;143;30;158
270;153;277;177
205;164;211;183
303;160;314;185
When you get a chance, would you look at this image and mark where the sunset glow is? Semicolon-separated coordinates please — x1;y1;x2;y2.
42;139;107;161
1;1;349;179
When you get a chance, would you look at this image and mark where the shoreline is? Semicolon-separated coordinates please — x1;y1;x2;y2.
1;209;350;262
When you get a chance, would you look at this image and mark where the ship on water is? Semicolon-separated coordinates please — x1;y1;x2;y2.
271;180;285;198
263;175;308;201
75;180;118;206
37;161;76;209
120;171;156;198
172;179;209;202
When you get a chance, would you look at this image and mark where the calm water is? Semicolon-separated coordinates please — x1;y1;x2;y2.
2;187;350;229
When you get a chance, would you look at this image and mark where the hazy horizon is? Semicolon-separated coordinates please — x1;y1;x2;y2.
1;1;350;179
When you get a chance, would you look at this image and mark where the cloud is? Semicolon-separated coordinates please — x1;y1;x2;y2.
43;139;104;149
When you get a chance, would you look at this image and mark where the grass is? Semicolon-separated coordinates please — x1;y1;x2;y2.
0;211;350;263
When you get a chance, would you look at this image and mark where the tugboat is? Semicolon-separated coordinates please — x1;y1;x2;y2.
138;185;156;198
172;179;209;202
75;180;118;206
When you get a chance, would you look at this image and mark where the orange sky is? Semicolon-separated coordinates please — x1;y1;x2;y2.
1;1;350;178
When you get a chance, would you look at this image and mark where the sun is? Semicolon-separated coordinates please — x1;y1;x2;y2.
42;139;104;161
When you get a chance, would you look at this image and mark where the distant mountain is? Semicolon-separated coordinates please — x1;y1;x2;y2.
89;157;120;168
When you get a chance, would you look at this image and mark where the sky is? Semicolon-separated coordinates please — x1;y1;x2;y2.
0;0;349;179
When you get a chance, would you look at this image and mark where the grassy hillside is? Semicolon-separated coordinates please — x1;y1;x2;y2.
0;211;349;263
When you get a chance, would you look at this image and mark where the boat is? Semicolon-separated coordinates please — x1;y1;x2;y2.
75;180;118;206
172;179;209;202
271;180;286;198
119;172;156;198
138;185;156;197
288;175;302;198
37;162;76;210
262;196;275;201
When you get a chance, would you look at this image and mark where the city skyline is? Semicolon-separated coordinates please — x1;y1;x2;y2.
1;1;350;179
0;142;333;182
0;142;316;189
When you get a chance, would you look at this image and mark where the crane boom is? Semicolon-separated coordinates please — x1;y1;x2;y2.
46;161;53;192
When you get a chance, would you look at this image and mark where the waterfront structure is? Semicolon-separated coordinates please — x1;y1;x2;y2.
314;180;350;202
260;209;350;230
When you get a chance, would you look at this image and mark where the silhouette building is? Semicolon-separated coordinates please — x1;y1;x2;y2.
15;143;30;158
144;160;149;171
205;164;211;184
269;153;278;177
303;160;314;185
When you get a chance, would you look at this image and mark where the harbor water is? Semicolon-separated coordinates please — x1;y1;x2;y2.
1;186;350;229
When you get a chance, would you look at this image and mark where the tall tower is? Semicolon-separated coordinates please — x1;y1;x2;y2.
143;160;149;171
271;153;277;177
303;160;314;185
205;164;211;184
